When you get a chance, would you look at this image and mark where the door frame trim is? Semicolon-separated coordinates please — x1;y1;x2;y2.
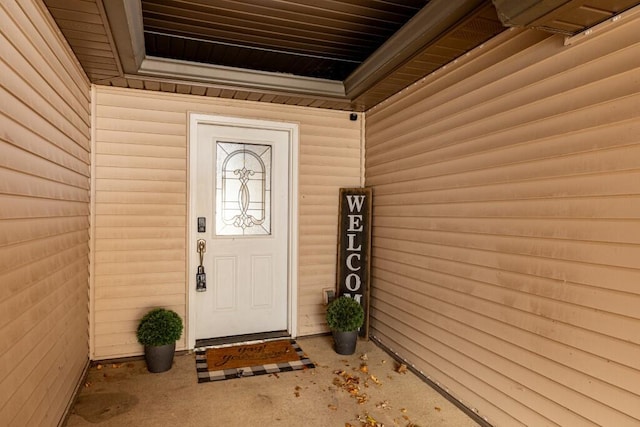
187;113;299;349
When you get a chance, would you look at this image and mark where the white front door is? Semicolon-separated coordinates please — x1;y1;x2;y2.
191;116;293;340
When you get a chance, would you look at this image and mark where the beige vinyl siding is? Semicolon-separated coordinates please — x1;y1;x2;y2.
92;86;361;359
365;17;640;427
0;1;91;426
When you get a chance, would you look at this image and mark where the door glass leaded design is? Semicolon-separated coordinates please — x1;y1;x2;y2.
216;142;271;236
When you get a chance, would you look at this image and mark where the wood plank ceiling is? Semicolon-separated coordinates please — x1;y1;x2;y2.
142;0;425;81
43;0;640;111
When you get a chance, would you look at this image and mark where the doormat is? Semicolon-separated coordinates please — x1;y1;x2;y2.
195;339;315;383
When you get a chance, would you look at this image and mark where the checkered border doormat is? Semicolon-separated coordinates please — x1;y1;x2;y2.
195;339;315;383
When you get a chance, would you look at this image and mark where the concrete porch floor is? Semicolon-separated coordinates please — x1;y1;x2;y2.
65;335;480;426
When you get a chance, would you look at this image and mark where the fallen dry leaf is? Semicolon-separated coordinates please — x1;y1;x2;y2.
376;400;391;410
356;393;369;404
360;353;369;361
369;374;382;386
328;404;338;411
357;413;383;426
332;370;372;405
434;406;441;412
400;408;407;413
396;364;408;374
359;364;369;374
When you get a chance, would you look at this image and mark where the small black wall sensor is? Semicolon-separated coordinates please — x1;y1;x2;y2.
349;113;358;121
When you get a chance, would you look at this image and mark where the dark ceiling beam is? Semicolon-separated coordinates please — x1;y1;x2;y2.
137;56;346;97
102;0;146;74
344;0;487;100
491;0;640;36
491;0;576;28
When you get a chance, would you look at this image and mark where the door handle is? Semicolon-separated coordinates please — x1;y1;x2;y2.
196;239;207;292
197;239;206;261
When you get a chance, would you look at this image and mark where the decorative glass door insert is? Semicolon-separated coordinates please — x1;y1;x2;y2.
216;142;271;236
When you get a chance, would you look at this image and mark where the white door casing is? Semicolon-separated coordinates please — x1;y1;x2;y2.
188;114;298;347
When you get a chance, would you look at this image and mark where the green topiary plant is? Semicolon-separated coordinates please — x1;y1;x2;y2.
326;296;364;332
136;308;183;347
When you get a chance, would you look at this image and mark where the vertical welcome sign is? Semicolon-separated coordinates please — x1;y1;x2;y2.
336;188;372;338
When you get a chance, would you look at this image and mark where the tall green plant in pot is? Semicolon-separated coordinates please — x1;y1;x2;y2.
137;308;183;373
326;296;364;355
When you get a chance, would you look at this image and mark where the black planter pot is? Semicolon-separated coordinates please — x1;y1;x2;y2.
332;330;359;355
144;342;176;373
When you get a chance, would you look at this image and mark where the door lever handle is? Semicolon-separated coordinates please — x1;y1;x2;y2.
197;239;206;264
196;239;207;292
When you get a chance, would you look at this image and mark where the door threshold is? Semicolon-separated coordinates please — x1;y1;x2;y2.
195;330;290;348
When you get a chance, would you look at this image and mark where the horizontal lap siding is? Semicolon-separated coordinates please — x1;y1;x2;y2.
0;1;90;426
92;91;188;358
92;86;361;358
365;20;640;427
